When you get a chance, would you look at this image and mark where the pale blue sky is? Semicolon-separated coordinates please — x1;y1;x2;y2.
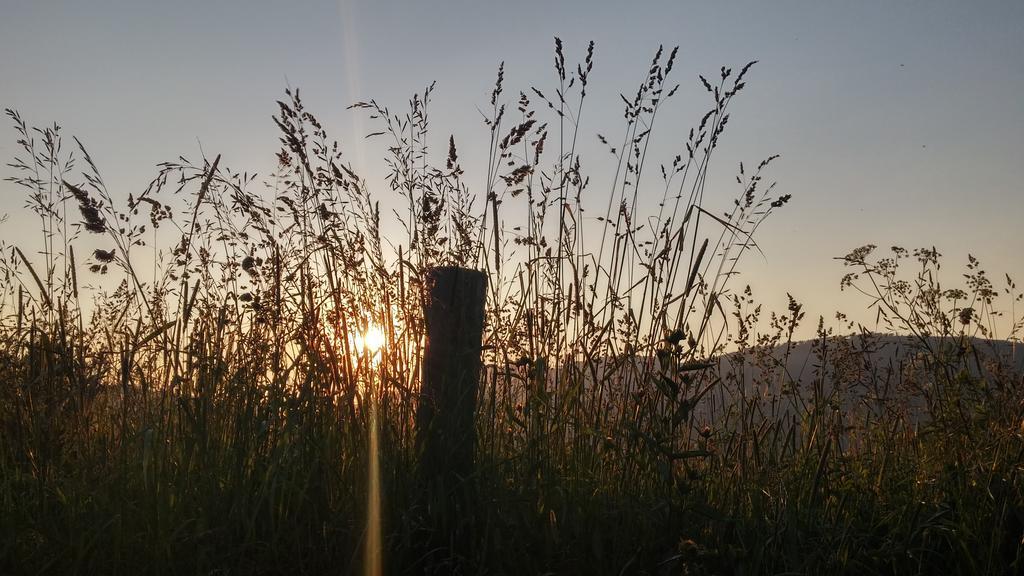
2;0;1022;337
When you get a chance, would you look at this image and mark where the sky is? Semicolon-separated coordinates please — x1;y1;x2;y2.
2;0;1022;340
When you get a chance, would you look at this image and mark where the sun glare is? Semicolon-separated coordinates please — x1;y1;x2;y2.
354;324;387;356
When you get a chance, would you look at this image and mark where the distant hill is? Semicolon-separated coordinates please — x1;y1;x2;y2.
709;332;1023;421
721;332;1023;383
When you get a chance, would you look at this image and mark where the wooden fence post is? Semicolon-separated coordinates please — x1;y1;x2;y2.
416;266;487;554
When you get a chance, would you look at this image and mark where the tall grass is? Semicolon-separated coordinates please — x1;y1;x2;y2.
0;40;1021;575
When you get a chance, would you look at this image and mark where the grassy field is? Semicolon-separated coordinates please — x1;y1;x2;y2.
1;42;1022;575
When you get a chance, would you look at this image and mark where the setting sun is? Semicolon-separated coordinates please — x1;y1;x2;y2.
353;324;387;356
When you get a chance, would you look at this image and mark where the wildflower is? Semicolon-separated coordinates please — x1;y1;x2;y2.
63;180;107;233
241;255;261;278
664;328;685;346
959;307;974;325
